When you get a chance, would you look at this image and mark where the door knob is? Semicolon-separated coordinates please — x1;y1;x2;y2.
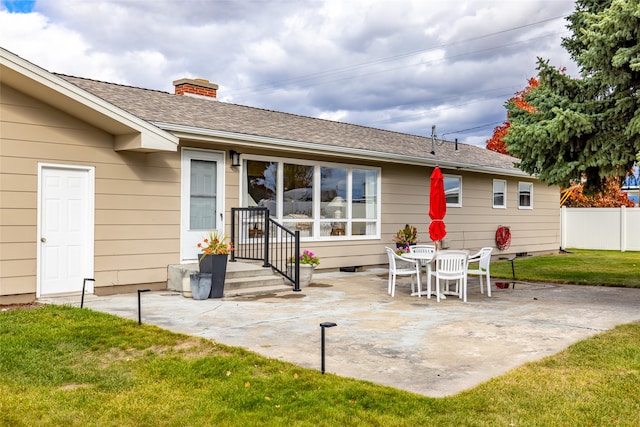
41;237;46;243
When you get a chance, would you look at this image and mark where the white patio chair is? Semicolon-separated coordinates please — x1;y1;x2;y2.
409;244;436;257
467;247;493;298
409;244;436;286
385;247;422;297
429;250;469;302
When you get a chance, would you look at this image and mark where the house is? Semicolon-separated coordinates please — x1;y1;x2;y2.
0;47;560;304
621;165;639;206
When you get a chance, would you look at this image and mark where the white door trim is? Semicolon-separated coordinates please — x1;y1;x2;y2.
180;148;226;262
37;163;95;297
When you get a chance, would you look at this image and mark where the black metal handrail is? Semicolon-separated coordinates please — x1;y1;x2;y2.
230;207;301;291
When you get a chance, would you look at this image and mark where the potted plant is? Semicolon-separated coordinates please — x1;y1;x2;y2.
287;249;320;287
392;224;418;250
196;230;233;298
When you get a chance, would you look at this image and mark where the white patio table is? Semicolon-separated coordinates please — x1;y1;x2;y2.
401;251;445;299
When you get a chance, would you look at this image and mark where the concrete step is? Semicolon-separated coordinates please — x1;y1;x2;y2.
168;261;293;297
224;274;288;290
223;283;294;298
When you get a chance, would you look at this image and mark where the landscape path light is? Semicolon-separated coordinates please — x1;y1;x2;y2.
319;322;337;374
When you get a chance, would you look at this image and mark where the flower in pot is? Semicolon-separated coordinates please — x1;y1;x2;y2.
395;246;410;256
392;224;418;250
289;249;320;267
287;249;320;287
196;230;234;298
197;230;233;259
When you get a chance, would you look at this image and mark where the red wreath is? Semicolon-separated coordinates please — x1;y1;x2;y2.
495;226;511;250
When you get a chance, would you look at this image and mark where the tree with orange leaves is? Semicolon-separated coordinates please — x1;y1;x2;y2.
486;77;539;155
485;122;510;154
562;178;635;208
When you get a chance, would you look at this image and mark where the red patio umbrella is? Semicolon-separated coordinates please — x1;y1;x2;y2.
428;166;447;248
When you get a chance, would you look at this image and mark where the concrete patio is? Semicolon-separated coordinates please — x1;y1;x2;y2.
41;269;640;397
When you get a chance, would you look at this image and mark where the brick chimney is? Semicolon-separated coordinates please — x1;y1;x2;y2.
173;78;218;99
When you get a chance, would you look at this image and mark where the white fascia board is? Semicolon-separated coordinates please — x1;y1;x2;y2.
1;48;178;152
157;122;533;179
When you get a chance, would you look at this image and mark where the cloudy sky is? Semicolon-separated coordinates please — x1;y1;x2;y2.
0;0;580;147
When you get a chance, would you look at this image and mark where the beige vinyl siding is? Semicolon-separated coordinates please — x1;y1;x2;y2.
443;174;559;255
381;163;428;232
87;149;181;290
377;167;557;265
379;167;558;261
0;84;181;301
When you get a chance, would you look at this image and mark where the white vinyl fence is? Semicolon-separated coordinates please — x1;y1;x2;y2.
560;206;640;251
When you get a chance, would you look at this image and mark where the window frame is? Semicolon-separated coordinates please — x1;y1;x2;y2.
518;181;533;209
241;155;381;240
492;179;507;208
443;174;462;207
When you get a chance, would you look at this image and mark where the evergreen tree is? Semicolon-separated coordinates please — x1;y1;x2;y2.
504;0;640;194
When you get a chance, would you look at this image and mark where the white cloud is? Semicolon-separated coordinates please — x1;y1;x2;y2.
0;0;579;146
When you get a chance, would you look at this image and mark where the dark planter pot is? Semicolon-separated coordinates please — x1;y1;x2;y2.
190;273;212;300
199;254;228;298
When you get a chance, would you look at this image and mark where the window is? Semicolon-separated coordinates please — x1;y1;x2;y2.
351;169;378;236
246;160;277;215
518;182;533;208
493;179;506;208
243;158;380;239
189;159;218;229
444;175;462;207
320;166;347;236
283;163;314;234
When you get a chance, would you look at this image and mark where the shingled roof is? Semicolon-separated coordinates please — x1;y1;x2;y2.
59;74;528;177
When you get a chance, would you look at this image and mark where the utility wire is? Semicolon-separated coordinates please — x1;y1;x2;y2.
282;31;568;92
442;121;506;137
365;92;514;125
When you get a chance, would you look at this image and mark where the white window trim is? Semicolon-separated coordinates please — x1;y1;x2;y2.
239;154;381;240
493;179;507;209
444;174;462;208
518;181;534;209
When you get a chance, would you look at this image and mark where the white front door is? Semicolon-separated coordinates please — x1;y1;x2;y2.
38;165;94;296
181;149;225;261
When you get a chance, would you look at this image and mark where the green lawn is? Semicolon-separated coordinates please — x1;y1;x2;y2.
1;304;639;426
490;249;640;288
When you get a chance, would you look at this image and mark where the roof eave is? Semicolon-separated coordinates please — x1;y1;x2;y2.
156;122;533;178
1;47;178;152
